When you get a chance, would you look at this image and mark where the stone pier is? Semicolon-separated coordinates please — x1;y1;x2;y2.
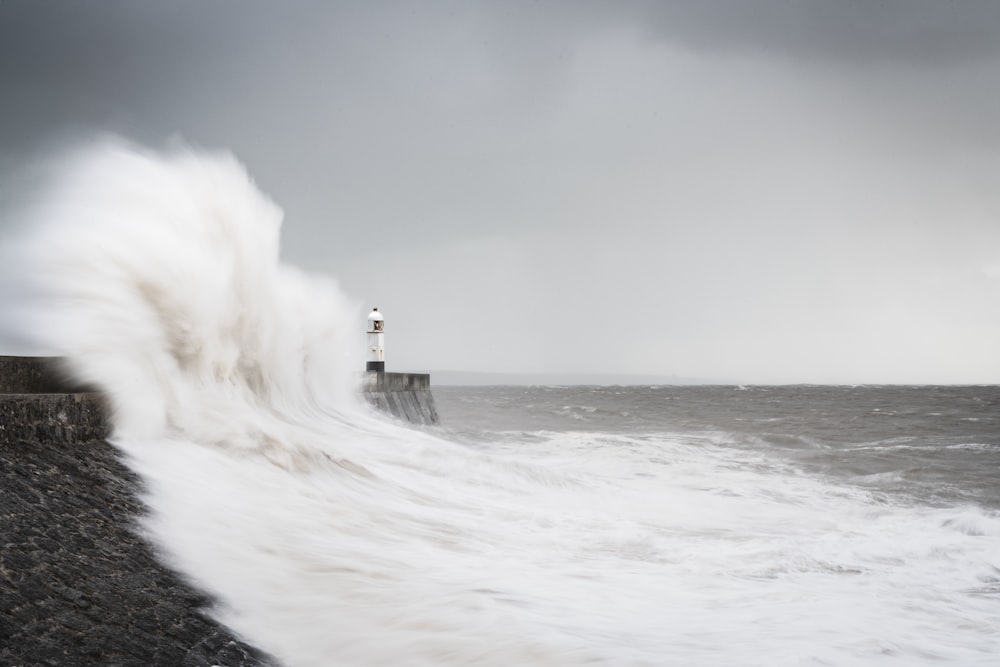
361;371;439;425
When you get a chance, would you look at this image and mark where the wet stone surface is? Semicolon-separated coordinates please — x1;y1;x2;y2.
0;437;275;666
0;393;109;445
0;356;93;394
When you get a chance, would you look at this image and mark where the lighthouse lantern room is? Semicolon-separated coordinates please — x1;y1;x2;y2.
366;307;385;372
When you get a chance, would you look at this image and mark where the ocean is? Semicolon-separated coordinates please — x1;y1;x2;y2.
429;385;1000;665
3;139;998;666
435;384;1000;510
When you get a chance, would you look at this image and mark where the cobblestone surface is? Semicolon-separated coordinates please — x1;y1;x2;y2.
0;437;276;666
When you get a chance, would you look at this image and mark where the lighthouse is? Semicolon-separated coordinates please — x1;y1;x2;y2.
366;307;385;372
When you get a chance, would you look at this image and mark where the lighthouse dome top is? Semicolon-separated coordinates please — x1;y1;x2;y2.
367;307;383;322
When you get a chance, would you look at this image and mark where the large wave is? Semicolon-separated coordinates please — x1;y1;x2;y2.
4;139;999;666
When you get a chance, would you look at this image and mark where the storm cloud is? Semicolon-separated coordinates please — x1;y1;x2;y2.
1;1;998;383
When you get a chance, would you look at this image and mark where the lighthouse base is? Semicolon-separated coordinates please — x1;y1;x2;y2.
362;371;438;425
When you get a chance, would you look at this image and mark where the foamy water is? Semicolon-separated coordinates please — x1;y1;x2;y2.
4;140;999;666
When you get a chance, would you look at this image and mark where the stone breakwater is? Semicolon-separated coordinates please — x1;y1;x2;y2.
0;358;438;446
0;357;106;446
362;371;439;426
0;358;437;665
0;356;273;666
0;437;275;667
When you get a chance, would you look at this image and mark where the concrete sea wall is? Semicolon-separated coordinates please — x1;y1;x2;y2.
0;357;437;665
362;371;439;425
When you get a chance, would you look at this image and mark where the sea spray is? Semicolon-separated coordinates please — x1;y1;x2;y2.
4;139;1000;666
5;139;359;458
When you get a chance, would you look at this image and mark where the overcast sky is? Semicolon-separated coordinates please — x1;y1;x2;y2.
1;1;999;383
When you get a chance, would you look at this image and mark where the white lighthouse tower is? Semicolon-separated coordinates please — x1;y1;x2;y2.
366;307;385;372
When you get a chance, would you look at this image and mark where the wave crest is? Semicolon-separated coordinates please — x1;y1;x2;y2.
6;138;359;453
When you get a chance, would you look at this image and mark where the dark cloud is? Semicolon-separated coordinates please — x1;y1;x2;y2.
620;0;1000;65
5;1;998;93
1;1;998;381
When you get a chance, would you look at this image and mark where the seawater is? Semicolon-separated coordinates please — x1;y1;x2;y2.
436;384;1000;509
3;139;999;666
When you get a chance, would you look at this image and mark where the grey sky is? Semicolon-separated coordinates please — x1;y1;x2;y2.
1;1;999;383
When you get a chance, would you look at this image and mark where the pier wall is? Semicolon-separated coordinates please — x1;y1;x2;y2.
0;357;438;665
362;371;439;425
0;358;439;447
0;356;272;666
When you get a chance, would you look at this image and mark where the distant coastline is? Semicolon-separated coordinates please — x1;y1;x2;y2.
428;370;728;386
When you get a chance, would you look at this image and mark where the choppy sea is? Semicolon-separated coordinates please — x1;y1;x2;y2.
435;384;1000;509
426;384;1000;665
